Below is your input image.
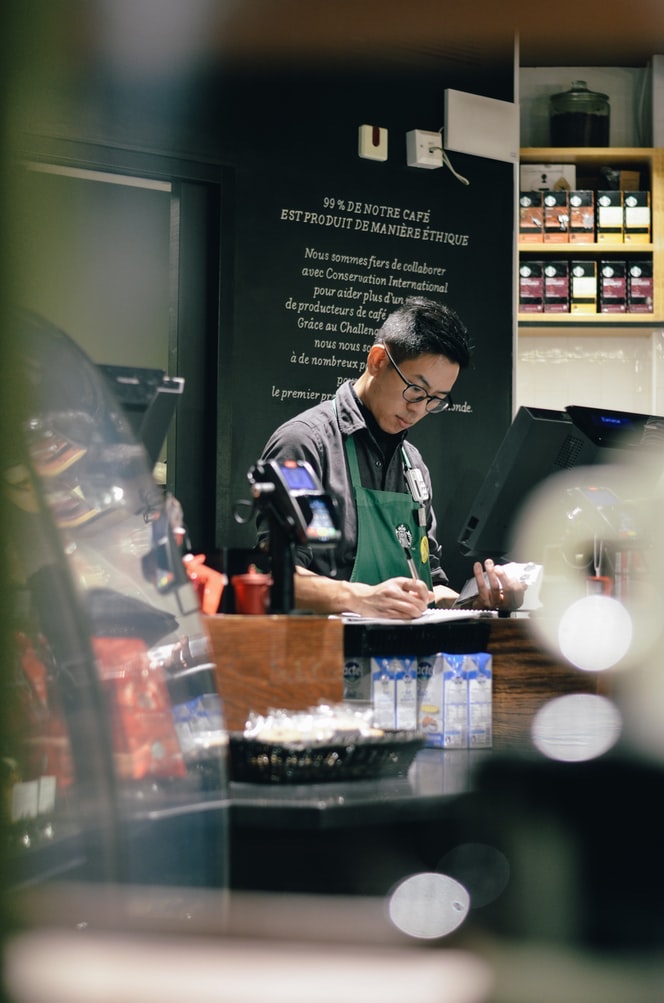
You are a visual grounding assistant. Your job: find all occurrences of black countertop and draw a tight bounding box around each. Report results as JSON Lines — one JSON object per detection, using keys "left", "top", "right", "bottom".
{"left": 229, "top": 746, "right": 492, "bottom": 829}
{"left": 343, "top": 615, "right": 493, "bottom": 656}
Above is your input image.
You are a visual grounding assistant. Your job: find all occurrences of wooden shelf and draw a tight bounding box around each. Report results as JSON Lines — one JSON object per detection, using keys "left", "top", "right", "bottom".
{"left": 518, "top": 315, "right": 663, "bottom": 331}
{"left": 518, "top": 147, "right": 664, "bottom": 328}
{"left": 520, "top": 147, "right": 655, "bottom": 165}
{"left": 519, "top": 243, "right": 654, "bottom": 254}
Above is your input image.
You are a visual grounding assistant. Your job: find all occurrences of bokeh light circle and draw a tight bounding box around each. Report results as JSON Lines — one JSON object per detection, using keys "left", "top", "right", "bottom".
{"left": 532, "top": 693, "right": 622, "bottom": 762}
{"left": 388, "top": 872, "right": 470, "bottom": 939}
{"left": 557, "top": 594, "right": 633, "bottom": 671}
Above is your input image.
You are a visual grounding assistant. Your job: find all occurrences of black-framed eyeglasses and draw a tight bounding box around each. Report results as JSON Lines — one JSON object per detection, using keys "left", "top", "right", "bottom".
{"left": 383, "top": 344, "right": 453, "bottom": 413}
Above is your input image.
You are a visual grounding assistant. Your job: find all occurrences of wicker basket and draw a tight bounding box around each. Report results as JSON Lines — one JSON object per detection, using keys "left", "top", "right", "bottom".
{"left": 228, "top": 730, "right": 426, "bottom": 784}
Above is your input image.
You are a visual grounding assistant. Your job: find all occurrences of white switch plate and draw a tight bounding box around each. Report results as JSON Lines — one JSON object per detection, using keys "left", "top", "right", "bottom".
{"left": 406, "top": 130, "right": 443, "bottom": 169}
{"left": 358, "top": 124, "right": 388, "bottom": 161}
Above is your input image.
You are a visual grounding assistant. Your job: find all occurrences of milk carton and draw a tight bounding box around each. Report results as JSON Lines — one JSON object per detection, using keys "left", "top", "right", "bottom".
{"left": 370, "top": 656, "right": 397, "bottom": 729}
{"left": 343, "top": 655, "right": 371, "bottom": 704}
{"left": 417, "top": 654, "right": 445, "bottom": 747}
{"left": 394, "top": 655, "right": 418, "bottom": 731}
{"left": 466, "top": 652, "right": 493, "bottom": 749}
{"left": 443, "top": 654, "right": 469, "bottom": 748}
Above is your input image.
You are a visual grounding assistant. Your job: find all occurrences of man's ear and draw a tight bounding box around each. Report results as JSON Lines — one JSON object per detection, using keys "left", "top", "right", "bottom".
{"left": 367, "top": 343, "right": 389, "bottom": 374}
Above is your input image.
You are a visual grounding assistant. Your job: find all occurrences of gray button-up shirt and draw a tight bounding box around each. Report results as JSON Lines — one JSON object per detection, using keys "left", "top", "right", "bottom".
{"left": 258, "top": 379, "right": 449, "bottom": 585}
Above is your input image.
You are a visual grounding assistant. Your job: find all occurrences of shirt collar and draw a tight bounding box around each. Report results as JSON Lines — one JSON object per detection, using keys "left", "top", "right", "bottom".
{"left": 335, "top": 379, "right": 407, "bottom": 448}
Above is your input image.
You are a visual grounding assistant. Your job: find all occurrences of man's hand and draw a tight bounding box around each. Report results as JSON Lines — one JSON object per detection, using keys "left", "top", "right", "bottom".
{"left": 351, "top": 577, "right": 431, "bottom": 619}
{"left": 293, "top": 567, "right": 430, "bottom": 619}
{"left": 472, "top": 558, "right": 524, "bottom": 611}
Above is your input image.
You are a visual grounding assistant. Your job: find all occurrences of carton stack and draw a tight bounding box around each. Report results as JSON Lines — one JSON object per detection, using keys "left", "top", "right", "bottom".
{"left": 345, "top": 650, "right": 492, "bottom": 749}
{"left": 518, "top": 161, "right": 653, "bottom": 316}
{"left": 416, "top": 652, "right": 492, "bottom": 749}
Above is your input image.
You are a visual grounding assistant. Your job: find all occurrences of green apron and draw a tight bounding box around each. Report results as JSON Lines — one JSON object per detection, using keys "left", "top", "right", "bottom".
{"left": 344, "top": 433, "right": 433, "bottom": 589}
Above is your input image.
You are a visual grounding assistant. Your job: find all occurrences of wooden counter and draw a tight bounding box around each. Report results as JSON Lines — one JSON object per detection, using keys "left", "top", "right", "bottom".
{"left": 206, "top": 612, "right": 601, "bottom": 747}
{"left": 486, "top": 616, "right": 603, "bottom": 750}
{"left": 205, "top": 614, "right": 344, "bottom": 730}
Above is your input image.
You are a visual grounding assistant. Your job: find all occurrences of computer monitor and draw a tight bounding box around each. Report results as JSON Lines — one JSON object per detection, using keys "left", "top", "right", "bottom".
{"left": 566, "top": 404, "right": 664, "bottom": 453}
{"left": 457, "top": 404, "right": 664, "bottom": 562}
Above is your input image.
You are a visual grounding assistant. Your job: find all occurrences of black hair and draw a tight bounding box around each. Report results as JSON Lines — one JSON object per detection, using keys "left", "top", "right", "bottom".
{"left": 375, "top": 297, "right": 471, "bottom": 369}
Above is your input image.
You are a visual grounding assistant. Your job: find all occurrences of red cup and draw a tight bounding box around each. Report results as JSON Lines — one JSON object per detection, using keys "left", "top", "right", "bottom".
{"left": 231, "top": 568, "right": 272, "bottom": 615}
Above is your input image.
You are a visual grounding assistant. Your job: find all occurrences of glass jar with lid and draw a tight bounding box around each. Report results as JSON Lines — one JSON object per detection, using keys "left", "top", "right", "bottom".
{"left": 549, "top": 80, "right": 610, "bottom": 147}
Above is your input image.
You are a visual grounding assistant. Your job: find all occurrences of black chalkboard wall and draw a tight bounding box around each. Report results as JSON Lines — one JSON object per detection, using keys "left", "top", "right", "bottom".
{"left": 12, "top": 35, "right": 516, "bottom": 591}
{"left": 215, "top": 61, "right": 515, "bottom": 591}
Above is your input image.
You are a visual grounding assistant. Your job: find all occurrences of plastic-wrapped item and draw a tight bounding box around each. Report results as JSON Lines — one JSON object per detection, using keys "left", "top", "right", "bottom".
{"left": 229, "top": 703, "right": 425, "bottom": 783}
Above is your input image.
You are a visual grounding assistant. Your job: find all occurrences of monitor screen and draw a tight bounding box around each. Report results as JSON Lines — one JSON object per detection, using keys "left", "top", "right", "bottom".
{"left": 566, "top": 404, "right": 664, "bottom": 452}
{"left": 279, "top": 460, "right": 319, "bottom": 492}
{"left": 456, "top": 404, "right": 664, "bottom": 562}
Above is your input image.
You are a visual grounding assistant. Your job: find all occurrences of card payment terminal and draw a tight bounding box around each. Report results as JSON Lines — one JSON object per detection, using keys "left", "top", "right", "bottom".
{"left": 247, "top": 458, "right": 341, "bottom": 612}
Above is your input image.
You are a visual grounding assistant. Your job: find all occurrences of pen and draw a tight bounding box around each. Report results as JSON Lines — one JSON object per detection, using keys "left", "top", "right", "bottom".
{"left": 396, "top": 525, "right": 420, "bottom": 582}
{"left": 404, "top": 548, "right": 419, "bottom": 581}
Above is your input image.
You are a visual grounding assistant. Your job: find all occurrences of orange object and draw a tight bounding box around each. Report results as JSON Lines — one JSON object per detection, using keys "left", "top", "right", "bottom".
{"left": 15, "top": 632, "right": 75, "bottom": 790}
{"left": 231, "top": 566, "right": 272, "bottom": 615}
{"left": 183, "top": 553, "right": 226, "bottom": 615}
{"left": 91, "top": 636, "right": 186, "bottom": 781}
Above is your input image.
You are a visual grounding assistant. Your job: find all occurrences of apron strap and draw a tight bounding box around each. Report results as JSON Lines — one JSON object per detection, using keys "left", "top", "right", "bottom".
{"left": 333, "top": 399, "right": 363, "bottom": 489}
{"left": 344, "top": 429, "right": 363, "bottom": 487}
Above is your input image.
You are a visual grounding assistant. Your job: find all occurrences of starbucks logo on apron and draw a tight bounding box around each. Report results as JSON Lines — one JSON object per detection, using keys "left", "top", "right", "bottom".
{"left": 395, "top": 523, "right": 413, "bottom": 549}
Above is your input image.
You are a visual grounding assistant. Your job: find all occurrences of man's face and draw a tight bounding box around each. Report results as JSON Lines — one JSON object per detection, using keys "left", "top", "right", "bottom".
{"left": 364, "top": 345, "right": 460, "bottom": 435}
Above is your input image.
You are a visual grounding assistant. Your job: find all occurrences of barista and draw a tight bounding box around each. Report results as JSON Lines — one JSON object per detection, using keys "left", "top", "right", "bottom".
{"left": 258, "top": 297, "right": 522, "bottom": 619}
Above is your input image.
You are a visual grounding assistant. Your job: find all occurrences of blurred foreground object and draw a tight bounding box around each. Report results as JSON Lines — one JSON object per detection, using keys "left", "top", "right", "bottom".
{"left": 2, "top": 311, "right": 230, "bottom": 890}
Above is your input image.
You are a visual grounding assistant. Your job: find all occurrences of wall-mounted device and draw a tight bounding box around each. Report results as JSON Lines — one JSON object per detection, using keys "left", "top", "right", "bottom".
{"left": 406, "top": 129, "right": 443, "bottom": 169}
{"left": 358, "top": 124, "right": 388, "bottom": 161}
{"left": 443, "top": 89, "right": 519, "bottom": 164}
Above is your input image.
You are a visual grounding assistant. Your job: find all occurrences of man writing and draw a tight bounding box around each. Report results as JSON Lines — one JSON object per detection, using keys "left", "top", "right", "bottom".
{"left": 259, "top": 297, "right": 521, "bottom": 618}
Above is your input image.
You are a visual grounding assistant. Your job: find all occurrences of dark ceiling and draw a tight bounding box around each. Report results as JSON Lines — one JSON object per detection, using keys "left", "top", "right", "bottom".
{"left": 213, "top": 0, "right": 664, "bottom": 69}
